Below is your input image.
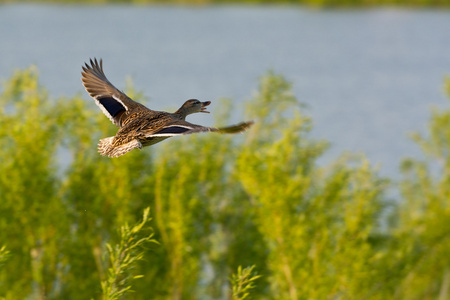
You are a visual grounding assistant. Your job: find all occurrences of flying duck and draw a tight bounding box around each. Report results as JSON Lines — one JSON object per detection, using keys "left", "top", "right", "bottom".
{"left": 81, "top": 58, "right": 253, "bottom": 157}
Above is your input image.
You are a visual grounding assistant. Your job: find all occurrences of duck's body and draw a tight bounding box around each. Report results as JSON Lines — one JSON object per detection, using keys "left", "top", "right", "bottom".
{"left": 81, "top": 58, "right": 253, "bottom": 157}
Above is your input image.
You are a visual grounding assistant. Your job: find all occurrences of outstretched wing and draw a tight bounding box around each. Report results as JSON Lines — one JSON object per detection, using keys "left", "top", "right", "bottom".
{"left": 144, "top": 120, "right": 254, "bottom": 138}
{"left": 81, "top": 58, "right": 147, "bottom": 127}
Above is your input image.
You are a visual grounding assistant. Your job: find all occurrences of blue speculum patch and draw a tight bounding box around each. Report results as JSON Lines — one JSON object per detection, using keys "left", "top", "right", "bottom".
{"left": 157, "top": 126, "right": 190, "bottom": 134}
{"left": 99, "top": 97, "right": 125, "bottom": 117}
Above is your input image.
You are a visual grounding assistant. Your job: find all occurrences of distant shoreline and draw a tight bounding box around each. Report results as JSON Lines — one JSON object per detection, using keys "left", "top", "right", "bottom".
{"left": 1, "top": 0, "right": 450, "bottom": 8}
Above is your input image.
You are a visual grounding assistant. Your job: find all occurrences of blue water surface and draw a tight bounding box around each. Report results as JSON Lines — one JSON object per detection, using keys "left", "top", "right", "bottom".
{"left": 1, "top": 4, "right": 450, "bottom": 177}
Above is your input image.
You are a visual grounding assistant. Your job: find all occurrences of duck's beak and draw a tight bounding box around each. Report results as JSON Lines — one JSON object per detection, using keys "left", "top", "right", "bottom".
{"left": 201, "top": 101, "right": 211, "bottom": 113}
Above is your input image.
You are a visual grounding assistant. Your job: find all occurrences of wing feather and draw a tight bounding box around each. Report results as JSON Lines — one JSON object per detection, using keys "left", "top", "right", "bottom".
{"left": 143, "top": 122, "right": 209, "bottom": 138}
{"left": 143, "top": 121, "right": 253, "bottom": 138}
{"left": 81, "top": 58, "right": 147, "bottom": 126}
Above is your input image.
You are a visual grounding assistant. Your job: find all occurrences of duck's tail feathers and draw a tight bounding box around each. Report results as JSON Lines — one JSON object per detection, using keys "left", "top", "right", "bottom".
{"left": 98, "top": 137, "right": 142, "bottom": 158}
{"left": 97, "top": 137, "right": 114, "bottom": 156}
{"left": 216, "top": 121, "right": 254, "bottom": 134}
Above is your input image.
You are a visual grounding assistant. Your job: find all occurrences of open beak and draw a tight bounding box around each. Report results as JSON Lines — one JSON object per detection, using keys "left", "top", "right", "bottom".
{"left": 200, "top": 101, "right": 211, "bottom": 113}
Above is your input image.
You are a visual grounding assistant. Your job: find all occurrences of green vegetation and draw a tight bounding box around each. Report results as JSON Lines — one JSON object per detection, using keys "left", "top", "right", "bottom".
{"left": 101, "top": 207, "right": 156, "bottom": 300}
{"left": 230, "top": 266, "right": 261, "bottom": 300}
{"left": 0, "top": 66, "right": 450, "bottom": 299}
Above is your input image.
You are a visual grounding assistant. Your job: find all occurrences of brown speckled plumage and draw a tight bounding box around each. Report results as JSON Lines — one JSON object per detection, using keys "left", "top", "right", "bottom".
{"left": 81, "top": 58, "right": 253, "bottom": 157}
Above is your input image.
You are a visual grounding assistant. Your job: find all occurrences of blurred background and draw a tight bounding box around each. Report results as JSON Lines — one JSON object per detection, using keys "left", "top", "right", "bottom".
{"left": 1, "top": 2, "right": 450, "bottom": 176}
{"left": 2, "top": 1, "right": 450, "bottom": 299}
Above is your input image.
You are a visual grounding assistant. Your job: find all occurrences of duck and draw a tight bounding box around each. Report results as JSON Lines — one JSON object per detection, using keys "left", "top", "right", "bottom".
{"left": 81, "top": 58, "right": 253, "bottom": 157}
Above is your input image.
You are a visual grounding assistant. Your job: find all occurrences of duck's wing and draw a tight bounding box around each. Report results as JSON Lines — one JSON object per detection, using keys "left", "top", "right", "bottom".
{"left": 81, "top": 58, "right": 147, "bottom": 127}
{"left": 143, "top": 120, "right": 254, "bottom": 138}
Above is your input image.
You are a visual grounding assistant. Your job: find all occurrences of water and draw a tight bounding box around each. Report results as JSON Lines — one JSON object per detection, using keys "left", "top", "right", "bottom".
{"left": 1, "top": 4, "right": 450, "bottom": 177}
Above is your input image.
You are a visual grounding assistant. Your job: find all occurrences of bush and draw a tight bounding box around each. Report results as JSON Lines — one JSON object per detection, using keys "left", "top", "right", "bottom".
{"left": 0, "top": 66, "right": 449, "bottom": 299}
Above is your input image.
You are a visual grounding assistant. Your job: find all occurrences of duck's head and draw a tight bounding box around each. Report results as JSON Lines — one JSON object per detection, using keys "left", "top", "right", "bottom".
{"left": 176, "top": 99, "right": 211, "bottom": 117}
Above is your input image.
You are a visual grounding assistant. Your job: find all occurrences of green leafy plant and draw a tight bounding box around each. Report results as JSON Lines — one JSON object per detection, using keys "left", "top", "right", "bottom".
{"left": 1, "top": 66, "right": 450, "bottom": 299}
{"left": 0, "top": 247, "right": 9, "bottom": 267}
{"left": 230, "top": 265, "right": 261, "bottom": 300}
{"left": 101, "top": 207, "right": 157, "bottom": 300}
